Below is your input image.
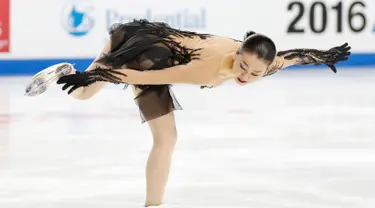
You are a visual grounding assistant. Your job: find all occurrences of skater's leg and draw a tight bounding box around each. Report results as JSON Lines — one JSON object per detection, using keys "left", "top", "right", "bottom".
{"left": 145, "top": 113, "right": 177, "bottom": 207}
{"left": 132, "top": 87, "right": 178, "bottom": 207}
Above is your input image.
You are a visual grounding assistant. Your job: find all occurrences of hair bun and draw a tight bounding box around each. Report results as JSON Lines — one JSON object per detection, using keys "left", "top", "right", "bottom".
{"left": 244, "top": 31, "right": 257, "bottom": 40}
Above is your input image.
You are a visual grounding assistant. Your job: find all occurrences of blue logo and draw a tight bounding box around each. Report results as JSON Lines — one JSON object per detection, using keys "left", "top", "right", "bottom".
{"left": 61, "top": 0, "right": 94, "bottom": 37}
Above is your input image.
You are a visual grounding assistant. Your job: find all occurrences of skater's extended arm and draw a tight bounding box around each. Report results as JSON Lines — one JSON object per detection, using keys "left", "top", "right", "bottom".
{"left": 112, "top": 62, "right": 210, "bottom": 85}
{"left": 264, "top": 43, "right": 351, "bottom": 76}
{"left": 56, "top": 59, "right": 211, "bottom": 94}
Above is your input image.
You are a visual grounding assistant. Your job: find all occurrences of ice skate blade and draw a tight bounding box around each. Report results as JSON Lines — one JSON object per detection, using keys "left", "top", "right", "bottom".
{"left": 24, "top": 63, "right": 73, "bottom": 97}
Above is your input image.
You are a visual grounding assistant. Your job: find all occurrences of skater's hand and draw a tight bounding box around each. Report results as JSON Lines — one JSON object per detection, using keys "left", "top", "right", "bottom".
{"left": 56, "top": 71, "right": 95, "bottom": 94}
{"left": 324, "top": 43, "right": 351, "bottom": 73}
{"left": 56, "top": 67, "right": 126, "bottom": 94}
{"left": 277, "top": 43, "right": 351, "bottom": 73}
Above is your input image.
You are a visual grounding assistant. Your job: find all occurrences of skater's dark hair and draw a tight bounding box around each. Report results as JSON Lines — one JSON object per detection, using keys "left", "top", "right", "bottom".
{"left": 239, "top": 31, "right": 277, "bottom": 65}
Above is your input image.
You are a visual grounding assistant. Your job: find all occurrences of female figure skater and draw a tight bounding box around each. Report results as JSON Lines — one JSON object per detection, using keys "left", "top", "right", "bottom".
{"left": 26, "top": 19, "right": 351, "bottom": 208}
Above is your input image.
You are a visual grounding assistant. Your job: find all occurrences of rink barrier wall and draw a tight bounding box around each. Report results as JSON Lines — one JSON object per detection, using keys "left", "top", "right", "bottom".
{"left": 2, "top": 0, "right": 375, "bottom": 75}
{"left": 3, "top": 0, "right": 375, "bottom": 58}
{"left": 0, "top": 53, "right": 374, "bottom": 76}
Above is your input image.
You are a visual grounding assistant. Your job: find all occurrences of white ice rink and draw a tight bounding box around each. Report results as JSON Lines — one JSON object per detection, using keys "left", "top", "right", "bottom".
{"left": 0, "top": 68, "right": 375, "bottom": 208}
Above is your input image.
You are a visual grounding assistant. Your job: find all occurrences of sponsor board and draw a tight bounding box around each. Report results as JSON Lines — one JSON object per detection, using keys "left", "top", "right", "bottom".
{"left": 0, "top": 0, "right": 10, "bottom": 53}
{"left": 0, "top": 0, "right": 374, "bottom": 74}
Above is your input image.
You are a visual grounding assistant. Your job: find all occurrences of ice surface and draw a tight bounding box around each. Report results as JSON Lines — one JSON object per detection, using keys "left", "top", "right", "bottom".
{"left": 0, "top": 68, "right": 374, "bottom": 208}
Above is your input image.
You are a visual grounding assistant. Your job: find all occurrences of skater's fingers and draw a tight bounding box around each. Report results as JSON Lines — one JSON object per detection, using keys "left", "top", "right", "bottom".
{"left": 338, "top": 53, "right": 350, "bottom": 60}
{"left": 67, "top": 85, "right": 81, "bottom": 94}
{"left": 341, "top": 57, "right": 349, "bottom": 61}
{"left": 56, "top": 79, "right": 65, "bottom": 84}
{"left": 339, "top": 43, "right": 348, "bottom": 48}
{"left": 327, "top": 64, "right": 337, "bottom": 73}
{"left": 62, "top": 83, "right": 73, "bottom": 91}
{"left": 57, "top": 76, "right": 73, "bottom": 84}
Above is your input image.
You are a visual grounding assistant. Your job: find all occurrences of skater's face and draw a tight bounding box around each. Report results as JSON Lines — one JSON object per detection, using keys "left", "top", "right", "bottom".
{"left": 232, "top": 51, "right": 270, "bottom": 86}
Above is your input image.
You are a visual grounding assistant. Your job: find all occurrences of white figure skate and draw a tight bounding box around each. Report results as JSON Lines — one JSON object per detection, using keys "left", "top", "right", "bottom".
{"left": 24, "top": 63, "right": 74, "bottom": 96}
